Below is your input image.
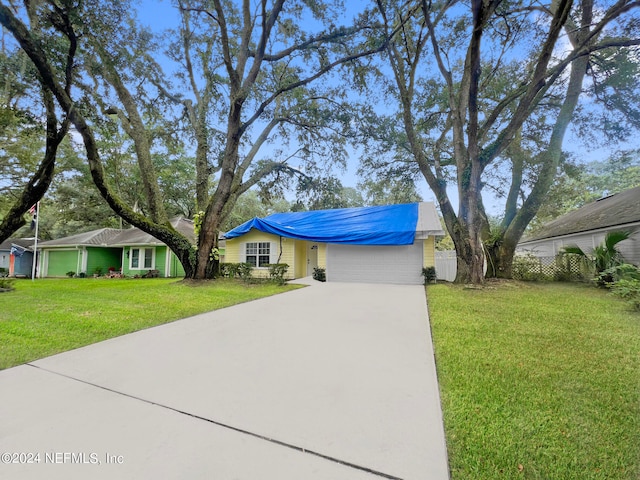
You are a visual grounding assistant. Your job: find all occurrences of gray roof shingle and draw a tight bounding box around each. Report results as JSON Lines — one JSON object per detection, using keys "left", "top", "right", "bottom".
{"left": 110, "top": 217, "right": 195, "bottom": 245}
{"left": 0, "top": 238, "right": 35, "bottom": 251}
{"left": 38, "top": 228, "right": 122, "bottom": 247}
{"left": 521, "top": 186, "right": 640, "bottom": 243}
{"left": 38, "top": 217, "right": 196, "bottom": 248}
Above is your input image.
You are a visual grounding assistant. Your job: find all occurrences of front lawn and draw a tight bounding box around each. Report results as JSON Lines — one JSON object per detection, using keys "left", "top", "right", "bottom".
{"left": 428, "top": 282, "right": 640, "bottom": 480}
{"left": 0, "top": 278, "right": 301, "bottom": 370}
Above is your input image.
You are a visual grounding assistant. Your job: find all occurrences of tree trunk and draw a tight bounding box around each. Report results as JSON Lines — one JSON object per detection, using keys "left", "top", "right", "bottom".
{"left": 194, "top": 184, "right": 230, "bottom": 279}
{"left": 195, "top": 124, "right": 210, "bottom": 212}
{"left": 192, "top": 104, "right": 242, "bottom": 279}
{"left": 487, "top": 44, "right": 591, "bottom": 278}
{"left": 485, "top": 236, "right": 517, "bottom": 279}
{"left": 441, "top": 202, "right": 486, "bottom": 284}
{"left": 454, "top": 234, "right": 486, "bottom": 283}
{"left": 452, "top": 198, "right": 487, "bottom": 283}
{"left": 193, "top": 200, "right": 222, "bottom": 279}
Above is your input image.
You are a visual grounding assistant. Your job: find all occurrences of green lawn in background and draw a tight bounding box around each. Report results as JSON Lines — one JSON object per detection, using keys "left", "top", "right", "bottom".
{"left": 427, "top": 282, "right": 640, "bottom": 480}
{"left": 0, "top": 278, "right": 301, "bottom": 369}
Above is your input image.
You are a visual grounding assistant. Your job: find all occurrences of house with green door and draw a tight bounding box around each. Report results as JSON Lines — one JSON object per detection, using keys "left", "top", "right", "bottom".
{"left": 37, "top": 217, "right": 195, "bottom": 278}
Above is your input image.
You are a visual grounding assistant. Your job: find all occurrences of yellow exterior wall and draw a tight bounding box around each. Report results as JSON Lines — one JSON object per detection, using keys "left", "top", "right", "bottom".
{"left": 277, "top": 237, "right": 296, "bottom": 279}
{"left": 294, "top": 240, "right": 307, "bottom": 278}
{"left": 423, "top": 236, "right": 435, "bottom": 267}
{"left": 227, "top": 232, "right": 431, "bottom": 278}
{"left": 224, "top": 232, "right": 330, "bottom": 279}
{"left": 223, "top": 238, "right": 242, "bottom": 263}
{"left": 318, "top": 243, "right": 327, "bottom": 268}
{"left": 224, "top": 231, "right": 297, "bottom": 279}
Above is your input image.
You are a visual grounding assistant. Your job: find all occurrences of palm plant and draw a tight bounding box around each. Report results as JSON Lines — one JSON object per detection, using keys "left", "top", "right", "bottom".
{"left": 562, "top": 231, "right": 632, "bottom": 285}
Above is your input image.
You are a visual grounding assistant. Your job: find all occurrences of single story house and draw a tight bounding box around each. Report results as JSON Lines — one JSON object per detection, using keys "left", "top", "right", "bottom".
{"left": 38, "top": 217, "right": 195, "bottom": 278}
{"left": 517, "top": 186, "right": 640, "bottom": 265}
{"left": 0, "top": 238, "right": 35, "bottom": 277}
{"left": 223, "top": 202, "right": 444, "bottom": 285}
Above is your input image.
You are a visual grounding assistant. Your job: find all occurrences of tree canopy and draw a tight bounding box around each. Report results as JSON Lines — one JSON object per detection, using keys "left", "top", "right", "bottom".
{"left": 0, "top": 0, "right": 388, "bottom": 278}
{"left": 357, "top": 0, "right": 640, "bottom": 282}
{"left": 1, "top": 0, "right": 638, "bottom": 284}
{"left": 531, "top": 149, "right": 640, "bottom": 231}
{"left": 0, "top": 24, "right": 70, "bottom": 241}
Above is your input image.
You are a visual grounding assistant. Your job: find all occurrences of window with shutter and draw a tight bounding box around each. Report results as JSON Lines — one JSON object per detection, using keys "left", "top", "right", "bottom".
{"left": 244, "top": 242, "right": 270, "bottom": 267}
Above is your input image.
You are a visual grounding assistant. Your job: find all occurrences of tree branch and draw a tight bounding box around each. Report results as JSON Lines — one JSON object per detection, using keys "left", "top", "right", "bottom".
{"left": 209, "top": 0, "right": 240, "bottom": 89}
{"left": 178, "top": 0, "right": 202, "bottom": 105}
{"left": 0, "top": 4, "right": 190, "bottom": 251}
{"left": 479, "top": 0, "right": 574, "bottom": 168}
{"left": 240, "top": 40, "right": 389, "bottom": 135}
{"left": 241, "top": 0, "right": 286, "bottom": 90}
{"left": 90, "top": 40, "right": 168, "bottom": 223}
{"left": 0, "top": 88, "right": 68, "bottom": 243}
{"left": 253, "top": 24, "right": 376, "bottom": 62}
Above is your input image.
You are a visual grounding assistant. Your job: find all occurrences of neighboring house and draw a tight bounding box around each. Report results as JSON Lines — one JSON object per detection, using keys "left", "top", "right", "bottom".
{"left": 0, "top": 240, "right": 12, "bottom": 272}
{"left": 0, "top": 238, "right": 35, "bottom": 277}
{"left": 38, "top": 217, "right": 195, "bottom": 278}
{"left": 223, "top": 203, "right": 444, "bottom": 285}
{"left": 111, "top": 218, "right": 195, "bottom": 278}
{"left": 517, "top": 186, "right": 640, "bottom": 265}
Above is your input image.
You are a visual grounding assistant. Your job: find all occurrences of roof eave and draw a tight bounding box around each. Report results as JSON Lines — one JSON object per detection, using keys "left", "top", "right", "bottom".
{"left": 415, "top": 229, "right": 446, "bottom": 239}
{"left": 519, "top": 220, "right": 640, "bottom": 244}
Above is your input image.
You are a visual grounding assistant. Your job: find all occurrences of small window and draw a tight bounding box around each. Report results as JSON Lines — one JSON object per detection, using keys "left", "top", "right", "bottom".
{"left": 130, "top": 248, "right": 155, "bottom": 270}
{"left": 143, "top": 249, "right": 153, "bottom": 268}
{"left": 245, "top": 242, "right": 270, "bottom": 267}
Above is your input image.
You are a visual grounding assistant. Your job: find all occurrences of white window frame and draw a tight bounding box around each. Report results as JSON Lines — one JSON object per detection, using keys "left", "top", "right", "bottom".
{"left": 245, "top": 242, "right": 271, "bottom": 268}
{"left": 129, "top": 247, "right": 155, "bottom": 270}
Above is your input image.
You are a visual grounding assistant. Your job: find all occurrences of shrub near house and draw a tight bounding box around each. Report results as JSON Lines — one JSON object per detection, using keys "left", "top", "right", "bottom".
{"left": 562, "top": 231, "right": 632, "bottom": 285}
{"left": 515, "top": 231, "right": 640, "bottom": 311}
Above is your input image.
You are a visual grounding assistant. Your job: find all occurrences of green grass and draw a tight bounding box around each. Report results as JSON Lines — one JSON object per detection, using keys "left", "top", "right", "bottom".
{"left": 427, "top": 282, "right": 640, "bottom": 480}
{"left": 0, "top": 278, "right": 302, "bottom": 370}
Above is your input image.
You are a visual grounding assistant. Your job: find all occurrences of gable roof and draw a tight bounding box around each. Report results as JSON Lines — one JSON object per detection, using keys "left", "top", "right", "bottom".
{"left": 522, "top": 186, "right": 640, "bottom": 243}
{"left": 223, "top": 202, "right": 444, "bottom": 245}
{"left": 38, "top": 217, "right": 196, "bottom": 248}
{"left": 38, "top": 228, "right": 121, "bottom": 247}
{"left": 110, "top": 217, "right": 196, "bottom": 246}
{"left": 415, "top": 202, "right": 445, "bottom": 238}
{"left": 0, "top": 238, "right": 35, "bottom": 251}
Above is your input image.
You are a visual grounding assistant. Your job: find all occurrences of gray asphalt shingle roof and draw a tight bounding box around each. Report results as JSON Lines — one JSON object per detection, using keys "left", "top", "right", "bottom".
{"left": 38, "top": 217, "right": 195, "bottom": 248}
{"left": 110, "top": 217, "right": 196, "bottom": 245}
{"left": 521, "top": 186, "right": 640, "bottom": 243}
{"left": 38, "top": 228, "right": 122, "bottom": 247}
{"left": 0, "top": 238, "right": 35, "bottom": 251}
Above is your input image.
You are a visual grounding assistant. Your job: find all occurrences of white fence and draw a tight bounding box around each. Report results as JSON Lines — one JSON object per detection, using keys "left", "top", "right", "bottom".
{"left": 435, "top": 250, "right": 457, "bottom": 282}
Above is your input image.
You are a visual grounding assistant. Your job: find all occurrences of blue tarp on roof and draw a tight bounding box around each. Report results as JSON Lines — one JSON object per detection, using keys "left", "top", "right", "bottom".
{"left": 224, "top": 203, "right": 419, "bottom": 245}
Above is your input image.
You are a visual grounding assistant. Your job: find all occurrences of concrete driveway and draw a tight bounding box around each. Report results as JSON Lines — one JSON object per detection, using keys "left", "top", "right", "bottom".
{"left": 0, "top": 280, "right": 449, "bottom": 480}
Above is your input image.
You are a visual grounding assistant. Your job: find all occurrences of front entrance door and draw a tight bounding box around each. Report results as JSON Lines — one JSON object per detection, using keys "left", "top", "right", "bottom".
{"left": 306, "top": 243, "right": 318, "bottom": 276}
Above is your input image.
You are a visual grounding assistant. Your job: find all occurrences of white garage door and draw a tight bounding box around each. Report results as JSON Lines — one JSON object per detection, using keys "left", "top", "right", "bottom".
{"left": 326, "top": 242, "right": 424, "bottom": 285}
